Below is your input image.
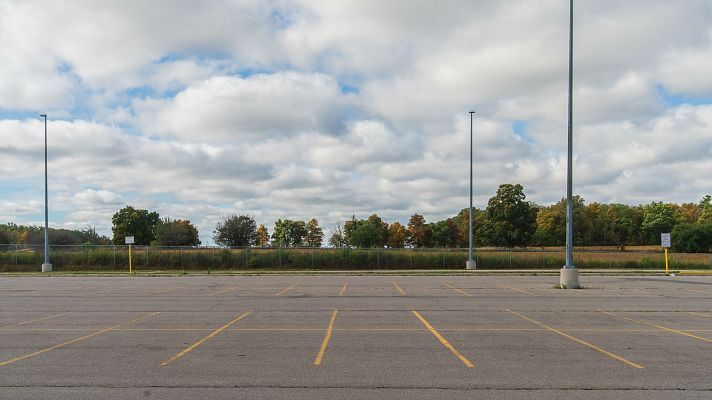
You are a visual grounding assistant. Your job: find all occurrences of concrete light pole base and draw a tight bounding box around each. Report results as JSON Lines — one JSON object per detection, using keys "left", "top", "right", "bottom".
{"left": 466, "top": 260, "right": 477, "bottom": 270}
{"left": 559, "top": 267, "right": 579, "bottom": 289}
{"left": 41, "top": 263, "right": 52, "bottom": 272}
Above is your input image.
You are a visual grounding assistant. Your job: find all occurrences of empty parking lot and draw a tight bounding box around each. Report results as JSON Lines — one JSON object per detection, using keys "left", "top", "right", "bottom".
{"left": 0, "top": 274, "right": 710, "bottom": 399}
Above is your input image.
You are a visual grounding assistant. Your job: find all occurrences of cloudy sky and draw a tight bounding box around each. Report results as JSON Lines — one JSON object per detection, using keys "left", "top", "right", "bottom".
{"left": 1, "top": 0, "right": 711, "bottom": 244}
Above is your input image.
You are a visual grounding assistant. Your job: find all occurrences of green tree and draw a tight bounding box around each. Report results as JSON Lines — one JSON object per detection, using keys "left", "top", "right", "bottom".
{"left": 454, "top": 207, "right": 485, "bottom": 247}
{"left": 155, "top": 218, "right": 200, "bottom": 246}
{"left": 479, "top": 184, "right": 537, "bottom": 247}
{"left": 430, "top": 218, "right": 461, "bottom": 248}
{"left": 641, "top": 202, "right": 676, "bottom": 243}
{"left": 256, "top": 224, "right": 270, "bottom": 247}
{"left": 343, "top": 215, "right": 361, "bottom": 247}
{"left": 341, "top": 214, "right": 389, "bottom": 248}
{"left": 699, "top": 209, "right": 712, "bottom": 225}
{"left": 367, "top": 214, "right": 389, "bottom": 247}
{"left": 49, "top": 229, "right": 83, "bottom": 245}
{"left": 290, "top": 220, "right": 307, "bottom": 247}
{"left": 111, "top": 205, "right": 160, "bottom": 245}
{"left": 407, "top": 214, "right": 431, "bottom": 248}
{"left": 387, "top": 222, "right": 407, "bottom": 248}
{"left": 213, "top": 214, "right": 257, "bottom": 247}
{"left": 585, "top": 203, "right": 639, "bottom": 246}
{"left": 306, "top": 218, "right": 324, "bottom": 247}
{"left": 698, "top": 195, "right": 712, "bottom": 225}
{"left": 672, "top": 223, "right": 712, "bottom": 253}
{"left": 531, "top": 196, "right": 589, "bottom": 246}
{"left": 271, "top": 219, "right": 307, "bottom": 247}
{"left": 271, "top": 219, "right": 289, "bottom": 246}
{"left": 607, "top": 204, "right": 641, "bottom": 246}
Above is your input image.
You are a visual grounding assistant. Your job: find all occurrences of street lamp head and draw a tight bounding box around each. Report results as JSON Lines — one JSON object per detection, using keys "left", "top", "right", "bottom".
{"left": 39, "top": 113, "right": 47, "bottom": 118}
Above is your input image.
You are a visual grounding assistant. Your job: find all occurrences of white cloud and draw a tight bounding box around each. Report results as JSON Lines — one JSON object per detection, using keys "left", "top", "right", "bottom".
{"left": 134, "top": 71, "right": 349, "bottom": 142}
{"left": 0, "top": 200, "right": 43, "bottom": 215}
{"left": 659, "top": 37, "right": 712, "bottom": 96}
{"left": 2, "top": 0, "right": 712, "bottom": 244}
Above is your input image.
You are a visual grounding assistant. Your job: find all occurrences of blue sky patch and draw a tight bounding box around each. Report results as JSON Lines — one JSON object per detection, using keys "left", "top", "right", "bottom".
{"left": 340, "top": 84, "right": 359, "bottom": 94}
{"left": 655, "top": 84, "right": 712, "bottom": 106}
{"left": 512, "top": 121, "right": 534, "bottom": 144}
{"left": 0, "top": 110, "right": 46, "bottom": 120}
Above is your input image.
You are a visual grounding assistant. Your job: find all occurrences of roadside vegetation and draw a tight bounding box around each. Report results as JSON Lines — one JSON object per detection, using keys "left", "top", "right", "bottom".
{"left": 1, "top": 184, "right": 711, "bottom": 272}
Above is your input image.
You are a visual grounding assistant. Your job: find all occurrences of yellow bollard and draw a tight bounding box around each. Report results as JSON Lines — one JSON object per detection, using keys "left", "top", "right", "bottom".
{"left": 664, "top": 248, "right": 669, "bottom": 275}
{"left": 129, "top": 244, "right": 133, "bottom": 274}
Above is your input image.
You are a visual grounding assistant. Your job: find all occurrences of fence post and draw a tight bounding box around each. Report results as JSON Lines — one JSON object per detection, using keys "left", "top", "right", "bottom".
{"left": 509, "top": 250, "right": 512, "bottom": 269}
{"left": 377, "top": 248, "right": 380, "bottom": 269}
{"left": 113, "top": 245, "right": 116, "bottom": 268}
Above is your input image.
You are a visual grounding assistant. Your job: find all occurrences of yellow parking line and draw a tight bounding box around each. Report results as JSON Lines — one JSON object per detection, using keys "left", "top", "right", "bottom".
{"left": 601, "top": 311, "right": 712, "bottom": 343}
{"left": 689, "top": 311, "right": 712, "bottom": 319}
{"left": 276, "top": 283, "right": 298, "bottom": 296}
{"left": 0, "top": 312, "right": 74, "bottom": 328}
{"left": 393, "top": 283, "right": 406, "bottom": 295}
{"left": 412, "top": 311, "right": 473, "bottom": 367}
{"left": 160, "top": 311, "right": 252, "bottom": 366}
{"left": 207, "top": 285, "right": 242, "bottom": 296}
{"left": 507, "top": 310, "right": 644, "bottom": 369}
{"left": 314, "top": 310, "right": 338, "bottom": 365}
{"left": 339, "top": 283, "right": 347, "bottom": 296}
{"left": 0, "top": 312, "right": 160, "bottom": 367}
{"left": 496, "top": 284, "right": 532, "bottom": 295}
{"left": 442, "top": 283, "right": 471, "bottom": 297}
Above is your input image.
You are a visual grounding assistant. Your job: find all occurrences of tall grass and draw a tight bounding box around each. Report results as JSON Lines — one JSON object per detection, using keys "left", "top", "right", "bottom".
{"left": 0, "top": 244, "right": 710, "bottom": 272}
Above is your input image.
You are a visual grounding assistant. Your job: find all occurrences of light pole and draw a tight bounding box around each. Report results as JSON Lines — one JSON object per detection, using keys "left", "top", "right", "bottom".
{"left": 560, "top": 0, "right": 579, "bottom": 288}
{"left": 466, "top": 111, "right": 476, "bottom": 270}
{"left": 40, "top": 113, "right": 52, "bottom": 272}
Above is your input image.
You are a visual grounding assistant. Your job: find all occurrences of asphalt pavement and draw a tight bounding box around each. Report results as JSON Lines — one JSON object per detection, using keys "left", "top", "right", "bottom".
{"left": 0, "top": 274, "right": 710, "bottom": 399}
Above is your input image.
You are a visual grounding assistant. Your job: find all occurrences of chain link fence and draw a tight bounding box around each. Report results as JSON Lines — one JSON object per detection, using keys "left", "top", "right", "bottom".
{"left": 0, "top": 244, "right": 711, "bottom": 272}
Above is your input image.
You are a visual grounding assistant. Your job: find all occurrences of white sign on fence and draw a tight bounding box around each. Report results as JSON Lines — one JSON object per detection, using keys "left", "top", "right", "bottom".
{"left": 125, "top": 236, "right": 135, "bottom": 244}
{"left": 661, "top": 233, "right": 671, "bottom": 248}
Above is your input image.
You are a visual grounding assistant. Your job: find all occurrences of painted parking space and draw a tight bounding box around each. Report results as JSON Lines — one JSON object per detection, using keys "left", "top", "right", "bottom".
{"left": 0, "top": 275, "right": 710, "bottom": 397}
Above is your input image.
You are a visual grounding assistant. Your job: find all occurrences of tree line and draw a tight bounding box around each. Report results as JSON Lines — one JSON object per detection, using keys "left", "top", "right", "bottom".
{"left": 0, "top": 223, "right": 110, "bottom": 246}
{"left": 1, "top": 184, "right": 711, "bottom": 252}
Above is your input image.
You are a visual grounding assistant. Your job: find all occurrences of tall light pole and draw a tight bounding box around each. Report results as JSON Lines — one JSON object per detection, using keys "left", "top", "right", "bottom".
{"left": 466, "top": 111, "right": 476, "bottom": 270}
{"left": 560, "top": 0, "right": 579, "bottom": 288}
{"left": 40, "top": 114, "right": 52, "bottom": 273}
